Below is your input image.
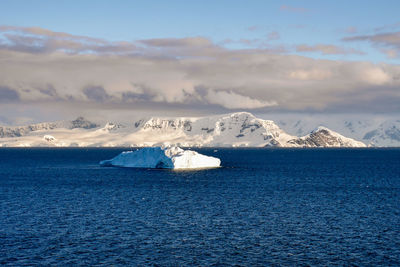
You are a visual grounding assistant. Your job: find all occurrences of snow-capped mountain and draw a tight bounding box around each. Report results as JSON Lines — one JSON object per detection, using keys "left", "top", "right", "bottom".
{"left": 287, "top": 126, "right": 365, "bottom": 147}
{"left": 0, "top": 117, "right": 99, "bottom": 138}
{"left": 273, "top": 115, "right": 400, "bottom": 147}
{"left": 0, "top": 112, "right": 368, "bottom": 147}
{"left": 361, "top": 120, "right": 400, "bottom": 147}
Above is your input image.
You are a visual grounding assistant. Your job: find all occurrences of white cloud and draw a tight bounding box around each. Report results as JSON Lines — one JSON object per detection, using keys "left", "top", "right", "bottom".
{"left": 280, "top": 5, "right": 309, "bottom": 13}
{"left": 296, "top": 44, "right": 364, "bottom": 55}
{"left": 267, "top": 31, "right": 280, "bottom": 41}
{"left": 383, "top": 49, "right": 398, "bottom": 59}
{"left": 362, "top": 68, "right": 390, "bottom": 85}
{"left": 204, "top": 90, "right": 277, "bottom": 109}
{"left": 289, "top": 69, "right": 332, "bottom": 80}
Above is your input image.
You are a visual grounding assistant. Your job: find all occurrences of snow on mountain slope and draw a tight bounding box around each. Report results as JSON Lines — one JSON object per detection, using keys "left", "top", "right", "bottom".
{"left": 273, "top": 115, "right": 400, "bottom": 147}
{"left": 0, "top": 117, "right": 99, "bottom": 138}
{"left": 362, "top": 119, "right": 400, "bottom": 147}
{"left": 0, "top": 112, "right": 367, "bottom": 147}
{"left": 127, "top": 112, "right": 296, "bottom": 147}
{"left": 287, "top": 127, "right": 366, "bottom": 148}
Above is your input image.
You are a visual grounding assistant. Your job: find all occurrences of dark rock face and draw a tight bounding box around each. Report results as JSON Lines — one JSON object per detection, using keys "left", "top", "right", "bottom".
{"left": 0, "top": 127, "right": 23, "bottom": 137}
{"left": 70, "top": 117, "right": 99, "bottom": 129}
{"left": 288, "top": 129, "right": 345, "bottom": 147}
{"left": 183, "top": 121, "right": 192, "bottom": 132}
{"left": 143, "top": 119, "right": 193, "bottom": 131}
{"left": 201, "top": 127, "right": 214, "bottom": 133}
{"left": 264, "top": 139, "right": 281, "bottom": 147}
{"left": 104, "top": 123, "right": 125, "bottom": 131}
{"left": 240, "top": 121, "right": 262, "bottom": 134}
{"left": 134, "top": 120, "right": 144, "bottom": 128}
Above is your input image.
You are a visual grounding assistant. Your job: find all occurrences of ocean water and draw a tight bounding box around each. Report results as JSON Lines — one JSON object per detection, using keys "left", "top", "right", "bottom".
{"left": 0, "top": 148, "right": 399, "bottom": 266}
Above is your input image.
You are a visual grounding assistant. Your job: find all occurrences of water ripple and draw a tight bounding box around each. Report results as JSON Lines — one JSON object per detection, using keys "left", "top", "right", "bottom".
{"left": 0, "top": 148, "right": 399, "bottom": 265}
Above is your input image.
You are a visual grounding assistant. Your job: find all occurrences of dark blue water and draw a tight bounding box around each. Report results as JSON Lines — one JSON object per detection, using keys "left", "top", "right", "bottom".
{"left": 0, "top": 148, "right": 399, "bottom": 266}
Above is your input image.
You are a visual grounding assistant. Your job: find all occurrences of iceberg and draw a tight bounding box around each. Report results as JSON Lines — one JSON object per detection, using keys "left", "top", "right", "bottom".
{"left": 99, "top": 146, "right": 221, "bottom": 169}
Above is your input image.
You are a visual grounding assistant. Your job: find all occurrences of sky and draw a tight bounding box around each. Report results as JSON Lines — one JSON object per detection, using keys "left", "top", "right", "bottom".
{"left": 0, "top": 0, "right": 399, "bottom": 124}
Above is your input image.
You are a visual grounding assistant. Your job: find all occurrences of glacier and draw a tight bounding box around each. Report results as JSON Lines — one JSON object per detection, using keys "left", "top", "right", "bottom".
{"left": 100, "top": 147, "right": 221, "bottom": 169}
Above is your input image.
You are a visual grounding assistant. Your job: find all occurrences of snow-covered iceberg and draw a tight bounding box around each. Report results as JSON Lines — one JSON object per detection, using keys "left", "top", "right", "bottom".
{"left": 100, "top": 146, "right": 221, "bottom": 169}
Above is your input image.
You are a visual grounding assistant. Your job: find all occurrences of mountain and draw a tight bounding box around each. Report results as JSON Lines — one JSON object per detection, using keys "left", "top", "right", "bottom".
{"left": 287, "top": 126, "right": 365, "bottom": 147}
{"left": 0, "top": 117, "right": 99, "bottom": 138}
{"left": 0, "top": 112, "right": 367, "bottom": 147}
{"left": 274, "top": 116, "right": 400, "bottom": 147}
{"left": 361, "top": 120, "right": 400, "bottom": 147}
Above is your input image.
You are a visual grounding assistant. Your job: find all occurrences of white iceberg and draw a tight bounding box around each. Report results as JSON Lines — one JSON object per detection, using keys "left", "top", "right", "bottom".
{"left": 100, "top": 146, "right": 221, "bottom": 169}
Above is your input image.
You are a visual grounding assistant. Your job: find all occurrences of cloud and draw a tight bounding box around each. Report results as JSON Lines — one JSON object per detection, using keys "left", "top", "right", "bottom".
{"left": 83, "top": 86, "right": 111, "bottom": 102}
{"left": 289, "top": 69, "right": 332, "bottom": 80}
{"left": 222, "top": 38, "right": 286, "bottom": 52}
{"left": 344, "top": 26, "right": 358, "bottom": 34}
{"left": 0, "top": 26, "right": 399, "bottom": 114}
{"left": 247, "top": 26, "right": 259, "bottom": 32}
{"left": 343, "top": 31, "right": 400, "bottom": 48}
{"left": 374, "top": 22, "right": 400, "bottom": 32}
{"left": 342, "top": 31, "right": 400, "bottom": 58}
{"left": 38, "top": 84, "right": 58, "bottom": 98}
{"left": 138, "top": 37, "right": 213, "bottom": 48}
{"left": 280, "top": 5, "right": 309, "bottom": 13}
{"left": 296, "top": 44, "right": 364, "bottom": 55}
{"left": 267, "top": 31, "right": 280, "bottom": 41}
{"left": 362, "top": 68, "right": 391, "bottom": 85}
{"left": 383, "top": 49, "right": 398, "bottom": 59}
{"left": 0, "top": 86, "right": 20, "bottom": 102}
{"left": 203, "top": 89, "right": 277, "bottom": 109}
{"left": 0, "top": 25, "right": 137, "bottom": 55}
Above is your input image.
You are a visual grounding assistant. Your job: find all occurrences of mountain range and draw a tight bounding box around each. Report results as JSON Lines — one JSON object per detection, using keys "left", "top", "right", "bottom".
{"left": 0, "top": 112, "right": 377, "bottom": 147}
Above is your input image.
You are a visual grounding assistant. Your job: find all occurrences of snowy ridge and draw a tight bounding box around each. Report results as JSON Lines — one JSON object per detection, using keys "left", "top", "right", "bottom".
{"left": 0, "top": 117, "right": 99, "bottom": 138}
{"left": 274, "top": 116, "right": 400, "bottom": 147}
{"left": 0, "top": 112, "right": 367, "bottom": 147}
{"left": 361, "top": 120, "right": 400, "bottom": 147}
{"left": 287, "top": 126, "right": 366, "bottom": 148}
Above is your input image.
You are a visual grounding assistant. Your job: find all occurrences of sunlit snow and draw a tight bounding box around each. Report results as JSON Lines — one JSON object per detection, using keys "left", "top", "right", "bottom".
{"left": 100, "top": 146, "right": 221, "bottom": 169}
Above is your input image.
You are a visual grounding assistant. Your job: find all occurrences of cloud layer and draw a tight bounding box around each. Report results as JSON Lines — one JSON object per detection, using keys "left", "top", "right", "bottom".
{"left": 0, "top": 26, "right": 399, "bottom": 116}
{"left": 343, "top": 31, "right": 400, "bottom": 58}
{"left": 296, "top": 44, "right": 364, "bottom": 55}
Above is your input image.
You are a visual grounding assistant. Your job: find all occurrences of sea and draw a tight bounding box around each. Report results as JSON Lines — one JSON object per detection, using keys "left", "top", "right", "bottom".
{"left": 0, "top": 148, "right": 399, "bottom": 266}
